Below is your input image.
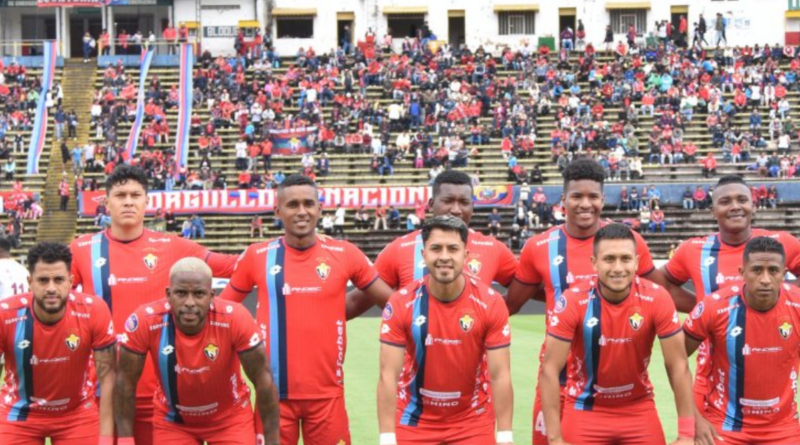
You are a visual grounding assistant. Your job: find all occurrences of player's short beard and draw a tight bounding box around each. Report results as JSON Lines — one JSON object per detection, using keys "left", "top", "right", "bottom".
{"left": 35, "top": 294, "right": 67, "bottom": 314}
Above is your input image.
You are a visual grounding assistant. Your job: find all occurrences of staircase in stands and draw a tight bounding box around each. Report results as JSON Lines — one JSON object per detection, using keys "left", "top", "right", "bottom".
{"left": 37, "top": 59, "right": 97, "bottom": 243}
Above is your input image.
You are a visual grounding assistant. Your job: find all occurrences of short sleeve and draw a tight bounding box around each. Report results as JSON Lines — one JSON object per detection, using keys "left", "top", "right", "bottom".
{"left": 379, "top": 295, "right": 407, "bottom": 348}
{"left": 230, "top": 304, "right": 263, "bottom": 353}
{"left": 547, "top": 290, "right": 581, "bottom": 342}
{"left": 178, "top": 237, "right": 237, "bottom": 278}
{"left": 346, "top": 243, "right": 379, "bottom": 290}
{"left": 120, "top": 307, "right": 150, "bottom": 355}
{"left": 485, "top": 297, "right": 511, "bottom": 349}
{"left": 779, "top": 232, "right": 800, "bottom": 277}
{"left": 633, "top": 231, "right": 656, "bottom": 276}
{"left": 663, "top": 239, "right": 694, "bottom": 284}
{"left": 682, "top": 300, "right": 711, "bottom": 342}
{"left": 514, "top": 239, "right": 543, "bottom": 285}
{"left": 373, "top": 242, "right": 399, "bottom": 289}
{"left": 653, "top": 288, "right": 681, "bottom": 339}
{"left": 90, "top": 298, "right": 117, "bottom": 350}
{"left": 226, "top": 247, "right": 255, "bottom": 295}
{"left": 493, "top": 239, "right": 519, "bottom": 287}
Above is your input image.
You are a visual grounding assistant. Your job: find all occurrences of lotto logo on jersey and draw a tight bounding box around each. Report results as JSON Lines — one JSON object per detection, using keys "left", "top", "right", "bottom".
{"left": 65, "top": 333, "right": 80, "bottom": 351}
{"left": 94, "top": 257, "right": 107, "bottom": 268}
{"left": 316, "top": 262, "right": 331, "bottom": 280}
{"left": 629, "top": 313, "right": 644, "bottom": 331}
{"left": 779, "top": 321, "right": 793, "bottom": 340}
{"left": 459, "top": 314, "right": 474, "bottom": 332}
{"left": 143, "top": 253, "right": 158, "bottom": 270}
{"left": 552, "top": 255, "right": 564, "bottom": 266}
{"left": 204, "top": 343, "right": 219, "bottom": 361}
{"left": 467, "top": 258, "right": 482, "bottom": 274}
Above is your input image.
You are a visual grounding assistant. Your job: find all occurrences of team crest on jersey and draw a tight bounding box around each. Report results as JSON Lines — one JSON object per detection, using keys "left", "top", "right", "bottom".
{"left": 125, "top": 313, "right": 139, "bottom": 332}
{"left": 143, "top": 253, "right": 158, "bottom": 270}
{"left": 467, "top": 258, "right": 482, "bottom": 275}
{"left": 65, "top": 333, "right": 80, "bottom": 351}
{"left": 316, "top": 262, "right": 331, "bottom": 280}
{"left": 554, "top": 294, "right": 567, "bottom": 314}
{"left": 779, "top": 321, "right": 793, "bottom": 340}
{"left": 629, "top": 312, "right": 644, "bottom": 331}
{"left": 459, "top": 314, "right": 475, "bottom": 332}
{"left": 204, "top": 343, "right": 219, "bottom": 361}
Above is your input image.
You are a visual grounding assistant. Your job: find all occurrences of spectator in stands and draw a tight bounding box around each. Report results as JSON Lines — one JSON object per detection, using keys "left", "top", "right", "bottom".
{"left": 317, "top": 153, "right": 330, "bottom": 177}
{"left": 629, "top": 186, "right": 640, "bottom": 211}
{"left": 649, "top": 205, "right": 666, "bottom": 233}
{"left": 647, "top": 185, "right": 661, "bottom": 209}
{"left": 321, "top": 214, "right": 334, "bottom": 235}
{"left": 82, "top": 31, "right": 95, "bottom": 63}
{"left": 354, "top": 206, "right": 370, "bottom": 230}
{"left": 54, "top": 107, "right": 65, "bottom": 140}
{"left": 701, "top": 152, "right": 717, "bottom": 178}
{"left": 682, "top": 186, "right": 694, "bottom": 210}
{"left": 58, "top": 176, "right": 70, "bottom": 211}
{"left": 162, "top": 23, "right": 177, "bottom": 55}
{"left": 617, "top": 185, "right": 630, "bottom": 211}
{"left": 693, "top": 186, "right": 708, "bottom": 210}
{"left": 373, "top": 205, "right": 388, "bottom": 230}
{"left": 190, "top": 214, "right": 205, "bottom": 239}
{"left": 250, "top": 215, "right": 263, "bottom": 238}
{"left": 756, "top": 152, "right": 770, "bottom": 177}
{"left": 638, "top": 204, "right": 651, "bottom": 233}
{"left": 406, "top": 213, "right": 420, "bottom": 232}
{"left": 487, "top": 207, "right": 502, "bottom": 237}
{"left": 715, "top": 12, "right": 727, "bottom": 47}
{"left": 757, "top": 185, "right": 769, "bottom": 209}
{"left": 387, "top": 206, "right": 401, "bottom": 230}
{"left": 334, "top": 204, "right": 346, "bottom": 236}
{"left": 67, "top": 110, "right": 78, "bottom": 139}
{"left": 768, "top": 185, "right": 779, "bottom": 208}
{"left": 165, "top": 211, "right": 177, "bottom": 232}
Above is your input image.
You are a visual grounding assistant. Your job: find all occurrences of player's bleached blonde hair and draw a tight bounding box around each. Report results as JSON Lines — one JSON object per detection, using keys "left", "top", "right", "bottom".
{"left": 169, "top": 257, "right": 212, "bottom": 283}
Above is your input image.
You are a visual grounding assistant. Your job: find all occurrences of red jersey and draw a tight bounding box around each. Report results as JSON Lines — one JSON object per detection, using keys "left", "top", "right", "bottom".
{"left": 69, "top": 228, "right": 237, "bottom": 404}
{"left": 683, "top": 283, "right": 800, "bottom": 432}
{"left": 665, "top": 229, "right": 800, "bottom": 301}
{"left": 374, "top": 229, "right": 517, "bottom": 289}
{"left": 380, "top": 277, "right": 511, "bottom": 426}
{"left": 120, "top": 299, "right": 262, "bottom": 425}
{"left": 547, "top": 278, "right": 681, "bottom": 409}
{"left": 0, "top": 292, "right": 115, "bottom": 420}
{"left": 223, "top": 235, "right": 378, "bottom": 400}
{"left": 516, "top": 223, "right": 655, "bottom": 318}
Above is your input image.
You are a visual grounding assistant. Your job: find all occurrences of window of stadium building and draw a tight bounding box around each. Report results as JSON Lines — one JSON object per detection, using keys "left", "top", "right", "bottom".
{"left": 498, "top": 11, "right": 535, "bottom": 35}
{"left": 276, "top": 16, "right": 314, "bottom": 38}
{"left": 610, "top": 9, "right": 648, "bottom": 34}
{"left": 386, "top": 14, "right": 425, "bottom": 38}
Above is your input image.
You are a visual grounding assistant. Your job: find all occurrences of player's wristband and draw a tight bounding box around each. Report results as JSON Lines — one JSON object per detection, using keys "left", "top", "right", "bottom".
{"left": 118, "top": 438, "right": 136, "bottom": 445}
{"left": 678, "top": 416, "right": 696, "bottom": 438}
{"left": 98, "top": 437, "right": 114, "bottom": 445}
{"left": 379, "top": 433, "right": 397, "bottom": 445}
{"left": 497, "top": 430, "right": 514, "bottom": 443}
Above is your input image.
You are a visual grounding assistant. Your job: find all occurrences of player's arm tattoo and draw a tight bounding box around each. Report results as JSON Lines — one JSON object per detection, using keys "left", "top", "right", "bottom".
{"left": 94, "top": 345, "right": 118, "bottom": 437}
{"left": 114, "top": 348, "right": 145, "bottom": 438}
{"left": 240, "top": 344, "right": 280, "bottom": 445}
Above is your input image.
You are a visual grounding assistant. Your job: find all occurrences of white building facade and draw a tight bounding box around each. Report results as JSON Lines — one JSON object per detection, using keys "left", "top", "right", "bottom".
{"left": 0, "top": 0, "right": 798, "bottom": 58}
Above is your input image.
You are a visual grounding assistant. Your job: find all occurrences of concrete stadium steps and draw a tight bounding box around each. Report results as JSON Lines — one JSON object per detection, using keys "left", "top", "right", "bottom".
{"left": 73, "top": 205, "right": 800, "bottom": 260}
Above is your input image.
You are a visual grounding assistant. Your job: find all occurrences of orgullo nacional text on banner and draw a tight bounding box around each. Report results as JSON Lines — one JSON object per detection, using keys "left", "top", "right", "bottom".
{"left": 79, "top": 185, "right": 516, "bottom": 217}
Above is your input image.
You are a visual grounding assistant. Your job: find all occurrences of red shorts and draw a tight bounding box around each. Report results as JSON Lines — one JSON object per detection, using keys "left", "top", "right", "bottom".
{"left": 255, "top": 396, "right": 350, "bottom": 445}
{"left": 712, "top": 423, "right": 800, "bottom": 445}
{"left": 561, "top": 400, "right": 666, "bottom": 445}
{"left": 0, "top": 403, "right": 99, "bottom": 445}
{"left": 133, "top": 401, "right": 153, "bottom": 445}
{"left": 153, "top": 403, "right": 255, "bottom": 444}
{"left": 397, "top": 417, "right": 495, "bottom": 445}
{"left": 532, "top": 385, "right": 565, "bottom": 445}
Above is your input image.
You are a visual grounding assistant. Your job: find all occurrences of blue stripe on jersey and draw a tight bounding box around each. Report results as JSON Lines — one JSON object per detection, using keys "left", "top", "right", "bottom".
{"left": 700, "top": 235, "right": 721, "bottom": 297}
{"left": 723, "top": 296, "right": 746, "bottom": 432}
{"left": 548, "top": 230, "right": 570, "bottom": 302}
{"left": 412, "top": 233, "right": 428, "bottom": 280}
{"left": 266, "top": 239, "right": 289, "bottom": 399}
{"left": 400, "top": 285, "right": 430, "bottom": 427}
{"left": 158, "top": 314, "right": 183, "bottom": 424}
{"left": 575, "top": 290, "right": 601, "bottom": 411}
{"left": 90, "top": 233, "right": 112, "bottom": 311}
{"left": 8, "top": 307, "right": 33, "bottom": 421}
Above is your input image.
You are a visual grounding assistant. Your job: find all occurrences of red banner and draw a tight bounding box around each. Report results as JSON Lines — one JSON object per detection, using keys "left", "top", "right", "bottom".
{"left": 79, "top": 185, "right": 516, "bottom": 217}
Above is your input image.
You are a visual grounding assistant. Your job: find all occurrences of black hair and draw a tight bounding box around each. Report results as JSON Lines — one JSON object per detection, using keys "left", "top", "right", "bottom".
{"left": 105, "top": 164, "right": 149, "bottom": 193}
{"left": 743, "top": 236, "right": 785, "bottom": 264}
{"left": 27, "top": 242, "right": 72, "bottom": 274}
{"left": 432, "top": 170, "right": 473, "bottom": 197}
{"left": 716, "top": 175, "right": 748, "bottom": 189}
{"left": 562, "top": 158, "right": 605, "bottom": 192}
{"left": 593, "top": 223, "right": 636, "bottom": 255}
{"left": 421, "top": 215, "right": 468, "bottom": 245}
{"left": 0, "top": 237, "right": 11, "bottom": 254}
{"left": 276, "top": 174, "right": 317, "bottom": 193}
